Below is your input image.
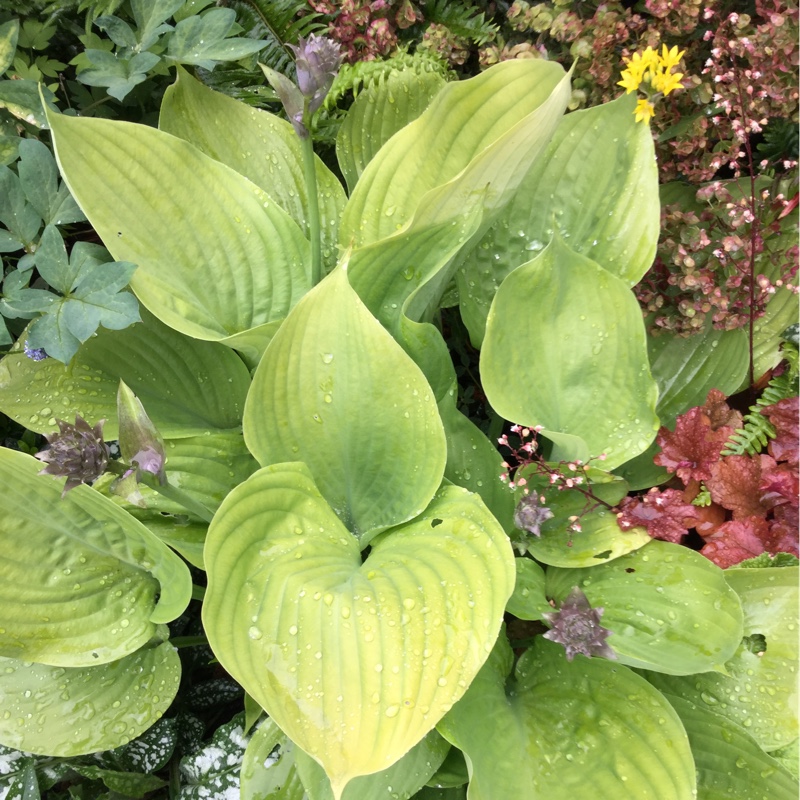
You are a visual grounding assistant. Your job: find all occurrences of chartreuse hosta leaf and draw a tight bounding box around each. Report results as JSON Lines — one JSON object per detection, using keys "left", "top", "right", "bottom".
{"left": 340, "top": 59, "right": 570, "bottom": 249}
{"left": 0, "top": 640, "right": 179, "bottom": 757}
{"left": 648, "top": 322, "right": 749, "bottom": 428}
{"left": 645, "top": 566, "right": 798, "bottom": 752}
{"left": 203, "top": 462, "right": 514, "bottom": 798}
{"left": 481, "top": 235, "right": 660, "bottom": 470}
{"left": 160, "top": 67, "right": 346, "bottom": 274}
{"left": 457, "top": 92, "right": 659, "bottom": 346}
{"left": 46, "top": 105, "right": 310, "bottom": 345}
{"left": 517, "top": 474, "right": 650, "bottom": 567}
{"left": 437, "top": 634, "right": 695, "bottom": 799}
{"left": 0, "top": 307, "right": 250, "bottom": 438}
{"left": 662, "top": 695, "right": 797, "bottom": 800}
{"left": 547, "top": 540, "right": 743, "bottom": 675}
{"left": 505, "top": 558, "right": 550, "bottom": 621}
{"left": 244, "top": 264, "right": 446, "bottom": 541}
{"left": 0, "top": 447, "right": 191, "bottom": 665}
{"left": 295, "top": 729, "right": 449, "bottom": 800}
{"left": 336, "top": 67, "right": 447, "bottom": 194}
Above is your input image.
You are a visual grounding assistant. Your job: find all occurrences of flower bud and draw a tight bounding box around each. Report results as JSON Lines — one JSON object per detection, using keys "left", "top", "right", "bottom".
{"left": 513, "top": 494, "right": 554, "bottom": 537}
{"left": 287, "top": 34, "right": 344, "bottom": 115}
{"left": 117, "top": 380, "right": 166, "bottom": 485}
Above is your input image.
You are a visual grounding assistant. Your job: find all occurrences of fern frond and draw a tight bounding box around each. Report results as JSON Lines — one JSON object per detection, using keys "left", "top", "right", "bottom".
{"left": 722, "top": 341, "right": 799, "bottom": 456}
{"left": 421, "top": 0, "right": 498, "bottom": 45}
{"left": 324, "top": 47, "right": 451, "bottom": 109}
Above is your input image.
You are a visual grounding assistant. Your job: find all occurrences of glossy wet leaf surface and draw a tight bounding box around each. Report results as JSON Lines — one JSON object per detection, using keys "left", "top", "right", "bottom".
{"left": 0, "top": 448, "right": 191, "bottom": 665}
{"left": 481, "top": 236, "right": 659, "bottom": 470}
{"left": 546, "top": 540, "right": 744, "bottom": 675}
{"left": 645, "top": 566, "right": 798, "bottom": 750}
{"left": 203, "top": 463, "right": 514, "bottom": 796}
{"left": 438, "top": 634, "right": 696, "bottom": 799}
{"left": 0, "top": 640, "right": 179, "bottom": 756}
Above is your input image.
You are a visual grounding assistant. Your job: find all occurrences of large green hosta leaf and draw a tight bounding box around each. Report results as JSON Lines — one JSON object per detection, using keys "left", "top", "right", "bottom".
{"left": 203, "top": 462, "right": 514, "bottom": 798}
{"left": 0, "top": 640, "right": 179, "bottom": 757}
{"left": 160, "top": 67, "right": 346, "bottom": 274}
{"left": 336, "top": 67, "right": 447, "bottom": 194}
{"left": 645, "top": 566, "right": 798, "bottom": 752}
{"left": 0, "top": 448, "right": 191, "bottom": 666}
{"left": 458, "top": 91, "right": 660, "bottom": 346}
{"left": 244, "top": 265, "right": 446, "bottom": 540}
{"left": 47, "top": 107, "right": 310, "bottom": 344}
{"left": 546, "top": 540, "right": 744, "bottom": 675}
{"left": 0, "top": 307, "right": 250, "bottom": 438}
{"left": 340, "top": 59, "right": 570, "bottom": 249}
{"left": 437, "top": 634, "right": 696, "bottom": 799}
{"left": 481, "top": 235, "right": 660, "bottom": 470}
{"left": 664, "top": 695, "right": 797, "bottom": 799}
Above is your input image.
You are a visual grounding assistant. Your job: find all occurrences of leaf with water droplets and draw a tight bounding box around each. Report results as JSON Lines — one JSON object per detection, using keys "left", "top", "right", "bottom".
{"left": 161, "top": 67, "right": 345, "bottom": 275}
{"left": 203, "top": 463, "right": 514, "bottom": 798}
{"left": 437, "top": 633, "right": 696, "bottom": 799}
{"left": 0, "top": 447, "right": 191, "bottom": 665}
{"left": 661, "top": 695, "right": 797, "bottom": 800}
{"left": 47, "top": 103, "right": 310, "bottom": 346}
{"left": 0, "top": 640, "right": 179, "bottom": 756}
{"left": 458, "top": 92, "right": 659, "bottom": 346}
{"left": 240, "top": 717, "right": 306, "bottom": 800}
{"left": 645, "top": 565, "right": 798, "bottom": 750}
{"left": 0, "top": 306, "right": 250, "bottom": 439}
{"left": 481, "top": 234, "right": 660, "bottom": 470}
{"left": 546, "top": 539, "right": 743, "bottom": 675}
{"left": 244, "top": 265, "right": 446, "bottom": 541}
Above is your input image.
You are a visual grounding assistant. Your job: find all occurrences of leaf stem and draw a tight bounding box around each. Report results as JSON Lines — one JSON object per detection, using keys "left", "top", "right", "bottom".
{"left": 300, "top": 106, "right": 323, "bottom": 285}
{"left": 138, "top": 472, "right": 215, "bottom": 523}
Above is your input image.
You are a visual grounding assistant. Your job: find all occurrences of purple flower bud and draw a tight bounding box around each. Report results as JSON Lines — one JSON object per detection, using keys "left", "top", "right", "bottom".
{"left": 24, "top": 341, "right": 48, "bottom": 361}
{"left": 117, "top": 380, "right": 166, "bottom": 485}
{"left": 542, "top": 586, "right": 617, "bottom": 662}
{"left": 36, "top": 415, "right": 110, "bottom": 496}
{"left": 514, "top": 494, "right": 554, "bottom": 537}
{"left": 287, "top": 34, "right": 344, "bottom": 114}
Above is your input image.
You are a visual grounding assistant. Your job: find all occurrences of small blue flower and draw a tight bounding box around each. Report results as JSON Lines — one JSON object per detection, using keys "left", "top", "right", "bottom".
{"left": 24, "top": 342, "right": 48, "bottom": 361}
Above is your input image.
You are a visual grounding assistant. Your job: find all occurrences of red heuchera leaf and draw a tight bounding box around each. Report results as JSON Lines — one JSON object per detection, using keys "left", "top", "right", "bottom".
{"left": 763, "top": 396, "right": 799, "bottom": 466}
{"left": 770, "top": 504, "right": 800, "bottom": 556}
{"left": 654, "top": 404, "right": 737, "bottom": 484}
{"left": 705, "top": 454, "right": 769, "bottom": 519}
{"left": 700, "top": 517, "right": 770, "bottom": 568}
{"left": 759, "top": 458, "right": 799, "bottom": 511}
{"left": 617, "top": 488, "right": 699, "bottom": 543}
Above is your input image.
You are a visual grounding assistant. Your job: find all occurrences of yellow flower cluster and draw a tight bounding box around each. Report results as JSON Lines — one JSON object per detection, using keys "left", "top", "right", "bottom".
{"left": 618, "top": 45, "right": 685, "bottom": 123}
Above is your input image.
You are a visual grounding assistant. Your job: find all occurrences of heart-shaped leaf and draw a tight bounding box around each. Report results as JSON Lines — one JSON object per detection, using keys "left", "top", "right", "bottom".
{"left": 457, "top": 92, "right": 659, "bottom": 346}
{"left": 437, "top": 634, "right": 696, "bottom": 799}
{"left": 645, "top": 566, "right": 798, "bottom": 751}
{"left": 160, "top": 67, "right": 345, "bottom": 274}
{"left": 546, "top": 540, "right": 744, "bottom": 674}
{"left": 0, "top": 640, "right": 179, "bottom": 757}
{"left": 481, "top": 235, "right": 660, "bottom": 470}
{"left": 0, "top": 307, "right": 250, "bottom": 438}
{"left": 46, "top": 106, "right": 310, "bottom": 343}
{"left": 203, "top": 462, "right": 514, "bottom": 797}
{"left": 244, "top": 265, "right": 446, "bottom": 540}
{"left": 0, "top": 447, "right": 191, "bottom": 665}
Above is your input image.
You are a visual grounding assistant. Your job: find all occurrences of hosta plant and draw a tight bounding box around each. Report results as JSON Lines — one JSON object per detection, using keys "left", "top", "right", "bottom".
{"left": 0, "top": 43, "right": 797, "bottom": 799}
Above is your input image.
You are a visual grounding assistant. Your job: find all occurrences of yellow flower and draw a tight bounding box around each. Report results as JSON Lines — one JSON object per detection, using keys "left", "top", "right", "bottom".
{"left": 619, "top": 43, "right": 686, "bottom": 121}
{"left": 634, "top": 98, "right": 656, "bottom": 124}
